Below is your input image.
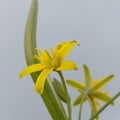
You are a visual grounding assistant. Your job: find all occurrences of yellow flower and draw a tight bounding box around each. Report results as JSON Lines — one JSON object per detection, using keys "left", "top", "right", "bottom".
{"left": 67, "top": 64, "right": 114, "bottom": 118}
{"left": 19, "top": 40, "right": 79, "bottom": 94}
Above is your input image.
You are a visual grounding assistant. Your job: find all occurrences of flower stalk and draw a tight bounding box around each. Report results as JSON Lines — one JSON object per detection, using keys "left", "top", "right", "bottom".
{"left": 58, "top": 71, "right": 72, "bottom": 120}
{"left": 78, "top": 96, "right": 84, "bottom": 120}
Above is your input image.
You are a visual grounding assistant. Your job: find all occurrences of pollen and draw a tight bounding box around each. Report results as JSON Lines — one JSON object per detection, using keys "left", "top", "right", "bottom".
{"left": 57, "top": 44, "right": 62, "bottom": 50}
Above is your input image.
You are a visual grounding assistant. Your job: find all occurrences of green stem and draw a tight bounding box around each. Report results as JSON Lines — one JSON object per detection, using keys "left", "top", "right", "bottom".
{"left": 58, "top": 71, "right": 72, "bottom": 120}
{"left": 78, "top": 90, "right": 93, "bottom": 118}
{"left": 89, "top": 91, "right": 120, "bottom": 120}
{"left": 78, "top": 97, "right": 84, "bottom": 120}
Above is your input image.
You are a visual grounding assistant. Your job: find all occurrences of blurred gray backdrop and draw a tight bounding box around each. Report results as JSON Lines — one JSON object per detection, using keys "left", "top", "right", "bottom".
{"left": 0, "top": 0, "right": 120, "bottom": 120}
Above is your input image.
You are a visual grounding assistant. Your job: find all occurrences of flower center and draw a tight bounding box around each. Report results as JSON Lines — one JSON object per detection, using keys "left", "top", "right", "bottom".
{"left": 50, "top": 59, "right": 59, "bottom": 68}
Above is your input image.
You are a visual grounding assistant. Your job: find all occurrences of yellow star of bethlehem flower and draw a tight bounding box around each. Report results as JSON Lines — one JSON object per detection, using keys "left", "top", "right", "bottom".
{"left": 67, "top": 64, "right": 114, "bottom": 119}
{"left": 19, "top": 40, "right": 79, "bottom": 94}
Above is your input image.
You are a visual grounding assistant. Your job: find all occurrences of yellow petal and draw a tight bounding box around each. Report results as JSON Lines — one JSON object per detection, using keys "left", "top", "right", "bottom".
{"left": 60, "top": 40, "right": 79, "bottom": 59}
{"left": 53, "top": 41, "right": 70, "bottom": 55}
{"left": 53, "top": 40, "right": 79, "bottom": 61}
{"left": 74, "top": 94, "right": 86, "bottom": 106}
{"left": 90, "top": 97, "right": 99, "bottom": 119}
{"left": 56, "top": 60, "right": 78, "bottom": 71}
{"left": 19, "top": 64, "right": 45, "bottom": 79}
{"left": 90, "top": 80, "right": 100, "bottom": 89}
{"left": 66, "top": 79, "right": 85, "bottom": 91}
{"left": 34, "top": 67, "right": 54, "bottom": 94}
{"left": 92, "top": 91, "right": 113, "bottom": 105}
{"left": 90, "top": 74, "right": 114, "bottom": 92}
{"left": 83, "top": 64, "right": 92, "bottom": 89}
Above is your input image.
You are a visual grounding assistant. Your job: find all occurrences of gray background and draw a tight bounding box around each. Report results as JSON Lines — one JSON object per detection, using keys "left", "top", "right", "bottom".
{"left": 0, "top": 0, "right": 120, "bottom": 120}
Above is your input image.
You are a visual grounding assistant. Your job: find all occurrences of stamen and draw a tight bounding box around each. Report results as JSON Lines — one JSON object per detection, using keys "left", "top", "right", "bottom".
{"left": 35, "top": 48, "right": 42, "bottom": 54}
{"left": 34, "top": 55, "right": 39, "bottom": 60}
{"left": 44, "top": 49, "right": 52, "bottom": 59}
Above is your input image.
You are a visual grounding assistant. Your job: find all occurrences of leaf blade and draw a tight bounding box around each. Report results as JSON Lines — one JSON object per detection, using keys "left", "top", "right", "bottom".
{"left": 24, "top": 0, "right": 67, "bottom": 119}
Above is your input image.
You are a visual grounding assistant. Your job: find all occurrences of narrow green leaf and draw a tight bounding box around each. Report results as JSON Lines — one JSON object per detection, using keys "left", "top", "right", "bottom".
{"left": 51, "top": 78, "right": 67, "bottom": 103}
{"left": 24, "top": 0, "right": 67, "bottom": 119}
{"left": 83, "top": 64, "right": 92, "bottom": 89}
{"left": 24, "top": 0, "right": 38, "bottom": 66}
